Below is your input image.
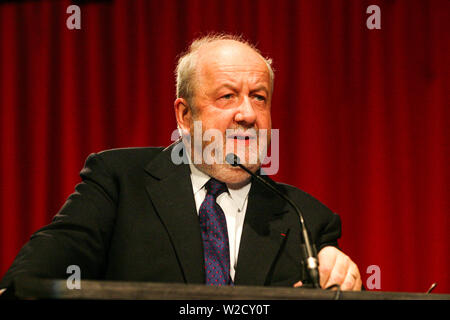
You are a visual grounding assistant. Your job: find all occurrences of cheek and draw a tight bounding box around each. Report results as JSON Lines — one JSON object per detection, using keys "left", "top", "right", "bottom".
{"left": 200, "top": 110, "right": 236, "bottom": 132}
{"left": 256, "top": 110, "right": 272, "bottom": 129}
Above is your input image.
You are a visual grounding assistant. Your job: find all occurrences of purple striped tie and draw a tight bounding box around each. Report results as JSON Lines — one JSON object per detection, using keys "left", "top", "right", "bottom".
{"left": 199, "top": 178, "right": 232, "bottom": 285}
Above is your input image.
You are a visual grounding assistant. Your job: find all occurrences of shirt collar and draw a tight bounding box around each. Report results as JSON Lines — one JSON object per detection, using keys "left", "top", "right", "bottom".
{"left": 188, "top": 163, "right": 251, "bottom": 211}
{"left": 189, "top": 162, "right": 211, "bottom": 195}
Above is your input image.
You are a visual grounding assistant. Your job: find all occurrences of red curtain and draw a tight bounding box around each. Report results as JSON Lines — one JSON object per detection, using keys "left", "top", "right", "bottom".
{"left": 0, "top": 0, "right": 448, "bottom": 293}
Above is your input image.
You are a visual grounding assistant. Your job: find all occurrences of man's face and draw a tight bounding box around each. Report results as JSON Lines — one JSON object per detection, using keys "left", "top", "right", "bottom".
{"left": 178, "top": 40, "right": 272, "bottom": 187}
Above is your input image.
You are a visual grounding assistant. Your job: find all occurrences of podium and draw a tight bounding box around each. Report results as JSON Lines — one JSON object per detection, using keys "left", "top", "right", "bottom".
{"left": 11, "top": 277, "right": 450, "bottom": 300}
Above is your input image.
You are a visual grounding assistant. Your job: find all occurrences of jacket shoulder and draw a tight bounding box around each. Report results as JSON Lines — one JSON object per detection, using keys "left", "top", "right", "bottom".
{"left": 276, "top": 182, "right": 331, "bottom": 212}
{"left": 88, "top": 146, "right": 164, "bottom": 169}
{"left": 275, "top": 181, "right": 341, "bottom": 248}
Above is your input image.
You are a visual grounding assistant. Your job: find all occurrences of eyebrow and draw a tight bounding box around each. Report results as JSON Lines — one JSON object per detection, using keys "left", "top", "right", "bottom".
{"left": 215, "top": 83, "right": 270, "bottom": 95}
{"left": 250, "top": 85, "right": 269, "bottom": 95}
{"left": 218, "top": 83, "right": 239, "bottom": 92}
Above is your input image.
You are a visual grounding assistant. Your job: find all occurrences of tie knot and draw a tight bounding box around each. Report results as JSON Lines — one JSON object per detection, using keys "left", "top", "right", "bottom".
{"left": 205, "top": 178, "right": 228, "bottom": 198}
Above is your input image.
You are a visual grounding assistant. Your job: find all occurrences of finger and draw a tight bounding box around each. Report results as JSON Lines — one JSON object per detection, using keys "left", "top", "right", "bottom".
{"left": 324, "top": 253, "right": 350, "bottom": 289}
{"left": 353, "top": 276, "right": 363, "bottom": 291}
{"left": 341, "top": 267, "right": 357, "bottom": 290}
{"left": 352, "top": 268, "right": 363, "bottom": 291}
{"left": 350, "top": 262, "right": 362, "bottom": 291}
{"left": 318, "top": 249, "right": 337, "bottom": 288}
{"left": 341, "top": 262, "right": 362, "bottom": 291}
{"left": 293, "top": 280, "right": 303, "bottom": 288}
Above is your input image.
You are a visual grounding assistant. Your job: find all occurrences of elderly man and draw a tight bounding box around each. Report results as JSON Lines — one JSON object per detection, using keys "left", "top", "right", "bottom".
{"left": 0, "top": 34, "right": 361, "bottom": 293}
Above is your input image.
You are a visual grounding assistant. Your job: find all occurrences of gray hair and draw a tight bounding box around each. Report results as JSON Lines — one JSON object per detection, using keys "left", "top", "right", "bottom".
{"left": 175, "top": 33, "right": 275, "bottom": 108}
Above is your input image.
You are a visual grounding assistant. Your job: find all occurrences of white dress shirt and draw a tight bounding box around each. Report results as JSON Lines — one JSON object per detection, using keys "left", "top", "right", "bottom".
{"left": 189, "top": 163, "right": 251, "bottom": 281}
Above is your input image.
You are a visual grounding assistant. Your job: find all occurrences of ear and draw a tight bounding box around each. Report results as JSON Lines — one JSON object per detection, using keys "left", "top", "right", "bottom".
{"left": 174, "top": 98, "right": 192, "bottom": 135}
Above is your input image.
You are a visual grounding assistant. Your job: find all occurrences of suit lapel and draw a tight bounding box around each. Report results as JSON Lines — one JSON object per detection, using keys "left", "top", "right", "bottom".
{"left": 234, "top": 177, "right": 290, "bottom": 286}
{"left": 144, "top": 143, "right": 205, "bottom": 284}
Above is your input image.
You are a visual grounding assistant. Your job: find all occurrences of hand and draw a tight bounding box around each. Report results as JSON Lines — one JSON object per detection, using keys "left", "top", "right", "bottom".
{"left": 318, "top": 246, "right": 362, "bottom": 290}
{"left": 293, "top": 246, "right": 362, "bottom": 291}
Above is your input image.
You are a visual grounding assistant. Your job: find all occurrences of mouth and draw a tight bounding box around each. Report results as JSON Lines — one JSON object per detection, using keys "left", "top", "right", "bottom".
{"left": 233, "top": 136, "right": 251, "bottom": 141}
{"left": 226, "top": 133, "right": 257, "bottom": 141}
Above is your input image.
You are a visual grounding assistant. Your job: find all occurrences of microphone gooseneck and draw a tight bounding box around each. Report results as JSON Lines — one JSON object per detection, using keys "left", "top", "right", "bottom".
{"left": 225, "top": 153, "right": 321, "bottom": 289}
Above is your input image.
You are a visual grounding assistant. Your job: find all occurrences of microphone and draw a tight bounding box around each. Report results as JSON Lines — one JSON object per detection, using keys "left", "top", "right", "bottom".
{"left": 225, "top": 153, "right": 321, "bottom": 289}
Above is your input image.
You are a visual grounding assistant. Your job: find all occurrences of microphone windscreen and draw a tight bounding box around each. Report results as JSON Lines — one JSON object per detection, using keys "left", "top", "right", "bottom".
{"left": 225, "top": 153, "right": 240, "bottom": 166}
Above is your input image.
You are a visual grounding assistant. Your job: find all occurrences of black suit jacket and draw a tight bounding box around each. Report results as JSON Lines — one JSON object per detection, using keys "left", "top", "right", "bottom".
{"left": 0, "top": 144, "right": 341, "bottom": 289}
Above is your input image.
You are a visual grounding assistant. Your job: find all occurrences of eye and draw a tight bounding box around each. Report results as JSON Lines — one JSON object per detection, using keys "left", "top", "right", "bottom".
{"left": 254, "top": 94, "right": 266, "bottom": 102}
{"left": 221, "top": 94, "right": 234, "bottom": 100}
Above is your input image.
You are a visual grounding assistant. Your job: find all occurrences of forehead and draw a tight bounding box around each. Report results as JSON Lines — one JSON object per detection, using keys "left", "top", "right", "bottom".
{"left": 196, "top": 40, "right": 270, "bottom": 83}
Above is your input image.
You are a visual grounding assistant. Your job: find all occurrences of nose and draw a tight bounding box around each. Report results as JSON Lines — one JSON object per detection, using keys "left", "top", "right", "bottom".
{"left": 234, "top": 96, "right": 257, "bottom": 126}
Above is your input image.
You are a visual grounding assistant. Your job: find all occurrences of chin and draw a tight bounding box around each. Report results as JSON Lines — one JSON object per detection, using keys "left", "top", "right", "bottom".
{"left": 198, "top": 163, "right": 259, "bottom": 189}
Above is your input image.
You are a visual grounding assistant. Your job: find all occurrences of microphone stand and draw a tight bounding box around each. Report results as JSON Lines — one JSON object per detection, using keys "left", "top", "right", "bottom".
{"left": 226, "top": 154, "right": 321, "bottom": 288}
